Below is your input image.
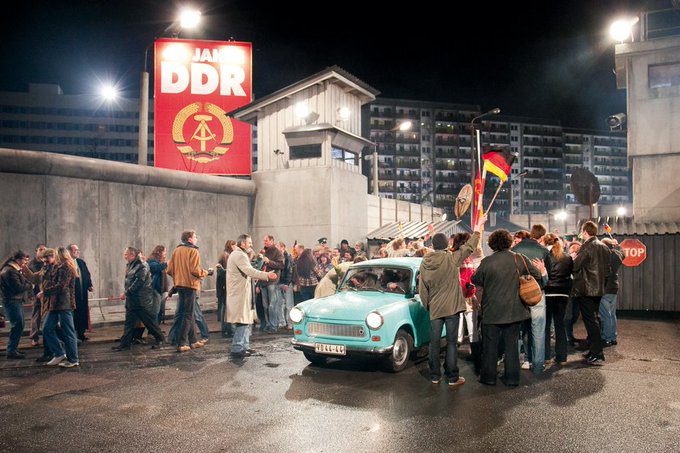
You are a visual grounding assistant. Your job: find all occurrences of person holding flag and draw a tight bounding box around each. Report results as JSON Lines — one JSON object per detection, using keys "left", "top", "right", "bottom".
{"left": 473, "top": 148, "right": 516, "bottom": 226}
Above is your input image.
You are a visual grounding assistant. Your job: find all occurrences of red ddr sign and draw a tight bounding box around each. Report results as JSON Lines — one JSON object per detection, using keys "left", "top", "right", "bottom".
{"left": 620, "top": 238, "right": 647, "bottom": 267}
{"left": 154, "top": 38, "right": 252, "bottom": 175}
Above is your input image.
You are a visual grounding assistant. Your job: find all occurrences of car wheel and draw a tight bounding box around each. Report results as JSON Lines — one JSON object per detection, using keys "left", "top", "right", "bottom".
{"left": 303, "top": 351, "right": 328, "bottom": 366}
{"left": 383, "top": 328, "right": 413, "bottom": 373}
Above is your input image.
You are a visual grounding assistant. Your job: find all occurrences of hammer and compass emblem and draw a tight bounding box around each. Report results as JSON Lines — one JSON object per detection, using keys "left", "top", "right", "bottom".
{"left": 172, "top": 102, "right": 234, "bottom": 163}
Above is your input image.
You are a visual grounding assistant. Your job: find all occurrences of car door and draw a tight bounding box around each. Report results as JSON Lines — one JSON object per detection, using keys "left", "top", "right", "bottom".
{"left": 408, "top": 271, "right": 431, "bottom": 347}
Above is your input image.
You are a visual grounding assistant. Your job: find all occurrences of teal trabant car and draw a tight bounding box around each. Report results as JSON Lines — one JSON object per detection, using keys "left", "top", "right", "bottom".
{"left": 290, "top": 257, "right": 436, "bottom": 372}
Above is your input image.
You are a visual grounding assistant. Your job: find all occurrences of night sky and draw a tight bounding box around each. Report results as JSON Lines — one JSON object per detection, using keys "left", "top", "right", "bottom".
{"left": 0, "top": 0, "right": 661, "bottom": 129}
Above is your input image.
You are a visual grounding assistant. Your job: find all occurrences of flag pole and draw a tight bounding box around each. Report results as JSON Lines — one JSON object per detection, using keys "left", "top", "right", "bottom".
{"left": 484, "top": 180, "right": 505, "bottom": 216}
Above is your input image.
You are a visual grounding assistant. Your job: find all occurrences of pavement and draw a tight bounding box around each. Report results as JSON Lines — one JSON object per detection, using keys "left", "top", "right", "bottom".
{"left": 0, "top": 315, "right": 678, "bottom": 452}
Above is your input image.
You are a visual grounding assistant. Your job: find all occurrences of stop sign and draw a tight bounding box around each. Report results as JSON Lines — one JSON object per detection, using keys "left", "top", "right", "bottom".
{"left": 620, "top": 239, "right": 647, "bottom": 267}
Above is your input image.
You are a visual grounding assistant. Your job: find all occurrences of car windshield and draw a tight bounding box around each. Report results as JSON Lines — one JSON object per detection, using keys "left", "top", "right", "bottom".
{"left": 339, "top": 267, "right": 412, "bottom": 294}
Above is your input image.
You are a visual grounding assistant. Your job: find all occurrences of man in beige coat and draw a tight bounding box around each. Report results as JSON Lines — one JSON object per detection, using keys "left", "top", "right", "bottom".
{"left": 227, "top": 234, "right": 276, "bottom": 359}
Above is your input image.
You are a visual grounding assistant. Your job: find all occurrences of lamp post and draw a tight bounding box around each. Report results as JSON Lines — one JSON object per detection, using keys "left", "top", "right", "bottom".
{"left": 138, "top": 8, "right": 201, "bottom": 166}
{"left": 469, "top": 107, "right": 500, "bottom": 226}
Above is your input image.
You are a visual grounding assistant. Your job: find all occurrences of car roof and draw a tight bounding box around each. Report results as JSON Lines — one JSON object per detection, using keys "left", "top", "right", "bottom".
{"left": 351, "top": 257, "right": 422, "bottom": 271}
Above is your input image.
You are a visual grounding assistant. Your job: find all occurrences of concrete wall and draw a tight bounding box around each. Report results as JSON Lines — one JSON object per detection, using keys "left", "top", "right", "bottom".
{"left": 615, "top": 36, "right": 680, "bottom": 222}
{"left": 0, "top": 149, "right": 254, "bottom": 300}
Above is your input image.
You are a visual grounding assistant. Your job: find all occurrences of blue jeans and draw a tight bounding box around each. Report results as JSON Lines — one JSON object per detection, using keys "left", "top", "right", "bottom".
{"left": 280, "top": 284, "right": 295, "bottom": 328}
{"left": 231, "top": 323, "right": 250, "bottom": 355}
{"left": 261, "top": 285, "right": 282, "bottom": 330}
{"left": 169, "top": 295, "right": 209, "bottom": 345}
{"left": 599, "top": 293, "right": 618, "bottom": 342}
{"left": 428, "top": 314, "right": 460, "bottom": 381}
{"left": 43, "top": 310, "right": 79, "bottom": 363}
{"left": 522, "top": 294, "right": 546, "bottom": 375}
{"left": 4, "top": 301, "right": 24, "bottom": 355}
{"left": 194, "top": 298, "right": 209, "bottom": 340}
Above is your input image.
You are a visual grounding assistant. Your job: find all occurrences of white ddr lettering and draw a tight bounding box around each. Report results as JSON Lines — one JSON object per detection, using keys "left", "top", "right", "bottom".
{"left": 160, "top": 61, "right": 246, "bottom": 96}
{"left": 160, "top": 61, "right": 189, "bottom": 94}
{"left": 191, "top": 63, "right": 219, "bottom": 95}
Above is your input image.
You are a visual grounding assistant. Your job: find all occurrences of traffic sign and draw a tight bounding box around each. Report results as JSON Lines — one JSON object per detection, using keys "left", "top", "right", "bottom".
{"left": 620, "top": 238, "right": 647, "bottom": 267}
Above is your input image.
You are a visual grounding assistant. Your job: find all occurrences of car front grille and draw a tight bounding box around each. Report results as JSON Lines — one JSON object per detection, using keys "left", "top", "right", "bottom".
{"left": 307, "top": 322, "right": 366, "bottom": 338}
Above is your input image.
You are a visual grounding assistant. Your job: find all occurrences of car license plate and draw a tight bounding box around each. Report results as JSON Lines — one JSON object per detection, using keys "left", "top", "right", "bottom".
{"left": 314, "top": 343, "right": 346, "bottom": 356}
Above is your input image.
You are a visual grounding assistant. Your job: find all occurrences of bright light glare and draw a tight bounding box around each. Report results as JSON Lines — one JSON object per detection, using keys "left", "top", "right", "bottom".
{"left": 398, "top": 121, "right": 413, "bottom": 131}
{"left": 179, "top": 8, "right": 202, "bottom": 29}
{"left": 609, "top": 17, "right": 638, "bottom": 42}
{"left": 617, "top": 206, "right": 627, "bottom": 216}
{"left": 162, "top": 44, "right": 191, "bottom": 62}
{"left": 100, "top": 84, "right": 118, "bottom": 101}
{"left": 337, "top": 107, "right": 351, "bottom": 121}
{"left": 555, "top": 210, "right": 568, "bottom": 221}
{"left": 294, "top": 103, "right": 310, "bottom": 119}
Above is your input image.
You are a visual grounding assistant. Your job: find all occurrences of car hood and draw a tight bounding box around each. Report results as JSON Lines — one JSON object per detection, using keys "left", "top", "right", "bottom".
{"left": 301, "top": 290, "right": 405, "bottom": 321}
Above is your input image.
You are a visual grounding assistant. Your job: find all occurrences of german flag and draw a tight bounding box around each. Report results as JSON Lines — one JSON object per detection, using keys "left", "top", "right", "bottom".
{"left": 483, "top": 149, "right": 516, "bottom": 182}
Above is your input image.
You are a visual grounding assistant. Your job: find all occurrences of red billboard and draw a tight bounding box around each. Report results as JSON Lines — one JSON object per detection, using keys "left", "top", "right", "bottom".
{"left": 154, "top": 39, "right": 252, "bottom": 175}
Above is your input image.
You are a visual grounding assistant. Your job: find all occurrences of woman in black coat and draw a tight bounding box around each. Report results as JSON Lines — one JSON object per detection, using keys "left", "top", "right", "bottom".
{"left": 543, "top": 234, "right": 574, "bottom": 364}
{"left": 471, "top": 230, "right": 543, "bottom": 387}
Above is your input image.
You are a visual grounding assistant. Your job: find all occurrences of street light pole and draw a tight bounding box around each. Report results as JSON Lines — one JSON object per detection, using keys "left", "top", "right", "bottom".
{"left": 137, "top": 9, "right": 201, "bottom": 167}
{"left": 469, "top": 107, "right": 500, "bottom": 227}
{"left": 138, "top": 45, "right": 151, "bottom": 166}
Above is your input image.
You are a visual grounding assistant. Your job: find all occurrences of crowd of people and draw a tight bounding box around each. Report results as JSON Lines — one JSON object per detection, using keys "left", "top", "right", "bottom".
{"left": 422, "top": 218, "right": 623, "bottom": 388}
{"left": 1, "top": 221, "right": 624, "bottom": 382}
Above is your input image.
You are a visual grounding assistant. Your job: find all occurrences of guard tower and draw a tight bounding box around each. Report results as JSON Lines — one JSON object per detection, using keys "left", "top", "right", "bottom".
{"left": 231, "top": 66, "right": 380, "bottom": 247}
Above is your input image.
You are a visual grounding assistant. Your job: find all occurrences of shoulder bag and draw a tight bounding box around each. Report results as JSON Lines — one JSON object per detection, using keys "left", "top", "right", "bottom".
{"left": 514, "top": 253, "right": 542, "bottom": 306}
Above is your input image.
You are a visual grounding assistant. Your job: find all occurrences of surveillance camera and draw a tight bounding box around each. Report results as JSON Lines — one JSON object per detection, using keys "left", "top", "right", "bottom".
{"left": 606, "top": 113, "right": 627, "bottom": 128}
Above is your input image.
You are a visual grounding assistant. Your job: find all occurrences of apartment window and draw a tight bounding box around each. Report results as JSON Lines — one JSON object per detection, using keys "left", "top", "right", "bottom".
{"left": 331, "top": 146, "right": 357, "bottom": 165}
{"left": 289, "top": 144, "right": 321, "bottom": 159}
{"left": 649, "top": 63, "right": 680, "bottom": 88}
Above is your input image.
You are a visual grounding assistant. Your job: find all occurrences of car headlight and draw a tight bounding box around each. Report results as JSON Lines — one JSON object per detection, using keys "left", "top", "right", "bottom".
{"left": 289, "top": 307, "right": 304, "bottom": 324}
{"left": 366, "top": 311, "right": 384, "bottom": 330}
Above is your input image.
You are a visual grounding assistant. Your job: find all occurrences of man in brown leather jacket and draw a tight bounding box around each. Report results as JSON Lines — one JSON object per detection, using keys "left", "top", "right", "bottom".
{"left": 571, "top": 221, "right": 611, "bottom": 365}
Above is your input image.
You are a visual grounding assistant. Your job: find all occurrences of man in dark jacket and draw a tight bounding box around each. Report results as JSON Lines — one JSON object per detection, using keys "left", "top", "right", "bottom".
{"left": 68, "top": 244, "right": 93, "bottom": 342}
{"left": 598, "top": 238, "right": 624, "bottom": 347}
{"left": 512, "top": 224, "right": 549, "bottom": 374}
{"left": 572, "top": 221, "right": 611, "bottom": 365}
{"left": 28, "top": 244, "right": 46, "bottom": 347}
{"left": 113, "top": 247, "right": 165, "bottom": 351}
{"left": 0, "top": 251, "right": 33, "bottom": 359}
{"left": 420, "top": 214, "right": 485, "bottom": 387}
{"left": 276, "top": 242, "right": 295, "bottom": 330}
{"left": 260, "top": 235, "right": 284, "bottom": 332}
{"left": 472, "top": 230, "right": 543, "bottom": 387}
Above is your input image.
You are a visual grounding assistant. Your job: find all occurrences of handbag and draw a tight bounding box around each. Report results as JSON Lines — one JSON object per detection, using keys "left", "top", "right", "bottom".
{"left": 514, "top": 254, "right": 542, "bottom": 306}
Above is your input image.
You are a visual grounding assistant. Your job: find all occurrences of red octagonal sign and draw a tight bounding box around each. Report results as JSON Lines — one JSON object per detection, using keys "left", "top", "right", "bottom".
{"left": 620, "top": 239, "right": 647, "bottom": 267}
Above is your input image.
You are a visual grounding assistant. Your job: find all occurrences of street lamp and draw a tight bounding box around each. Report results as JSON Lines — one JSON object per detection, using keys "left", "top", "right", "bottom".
{"left": 617, "top": 206, "right": 627, "bottom": 217}
{"left": 100, "top": 84, "right": 119, "bottom": 102}
{"left": 609, "top": 17, "right": 639, "bottom": 43}
{"left": 368, "top": 120, "right": 413, "bottom": 196}
{"left": 138, "top": 8, "right": 202, "bottom": 166}
{"left": 469, "top": 107, "right": 501, "bottom": 226}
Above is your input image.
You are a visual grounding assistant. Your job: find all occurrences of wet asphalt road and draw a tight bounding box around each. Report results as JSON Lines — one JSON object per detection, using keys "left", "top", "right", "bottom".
{"left": 0, "top": 317, "right": 679, "bottom": 453}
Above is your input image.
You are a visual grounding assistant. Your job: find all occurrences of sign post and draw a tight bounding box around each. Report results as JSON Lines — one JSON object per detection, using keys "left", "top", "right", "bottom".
{"left": 620, "top": 238, "right": 647, "bottom": 267}
{"left": 154, "top": 39, "right": 252, "bottom": 175}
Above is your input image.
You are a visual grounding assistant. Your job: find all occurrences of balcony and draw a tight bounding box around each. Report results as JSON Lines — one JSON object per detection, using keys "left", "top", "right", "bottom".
{"left": 396, "top": 186, "right": 420, "bottom": 194}
{"left": 395, "top": 148, "right": 420, "bottom": 157}
{"left": 395, "top": 160, "right": 420, "bottom": 169}
{"left": 396, "top": 173, "right": 421, "bottom": 182}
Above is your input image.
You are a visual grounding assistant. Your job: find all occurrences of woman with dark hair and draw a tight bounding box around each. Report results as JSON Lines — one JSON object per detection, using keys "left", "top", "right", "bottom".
{"left": 294, "top": 249, "right": 325, "bottom": 303}
{"left": 0, "top": 250, "right": 32, "bottom": 359}
{"left": 471, "top": 230, "right": 542, "bottom": 387}
{"left": 317, "top": 253, "right": 333, "bottom": 275}
{"left": 39, "top": 247, "right": 80, "bottom": 367}
{"left": 543, "top": 233, "right": 573, "bottom": 364}
{"left": 147, "top": 245, "right": 169, "bottom": 324}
